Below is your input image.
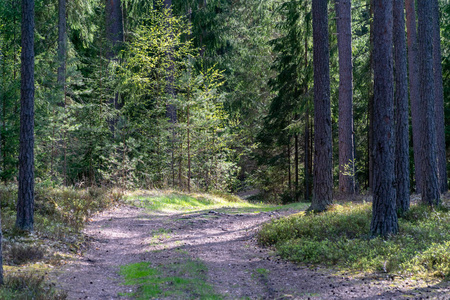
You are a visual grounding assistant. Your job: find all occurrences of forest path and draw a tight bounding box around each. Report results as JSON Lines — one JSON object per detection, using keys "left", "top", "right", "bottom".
{"left": 57, "top": 203, "right": 449, "bottom": 299}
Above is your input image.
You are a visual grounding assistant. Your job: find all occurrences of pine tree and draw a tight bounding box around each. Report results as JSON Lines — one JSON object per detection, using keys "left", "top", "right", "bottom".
{"left": 16, "top": 0, "right": 35, "bottom": 231}
{"left": 335, "top": 0, "right": 355, "bottom": 195}
{"left": 393, "top": 0, "right": 410, "bottom": 214}
{"left": 370, "top": 0, "right": 398, "bottom": 236}
{"left": 417, "top": 0, "right": 440, "bottom": 206}
{"left": 311, "top": 0, "right": 332, "bottom": 211}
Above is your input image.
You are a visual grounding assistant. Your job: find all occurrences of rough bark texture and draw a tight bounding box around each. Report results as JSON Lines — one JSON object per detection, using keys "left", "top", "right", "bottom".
{"left": 311, "top": 0, "right": 332, "bottom": 212}
{"left": 370, "top": 0, "right": 398, "bottom": 237}
{"left": 393, "top": 0, "right": 410, "bottom": 214}
{"left": 432, "top": 0, "right": 448, "bottom": 193}
{"left": 57, "top": 0, "right": 66, "bottom": 89}
{"left": 417, "top": 0, "right": 440, "bottom": 206}
{"left": 405, "top": 0, "right": 423, "bottom": 193}
{"left": 0, "top": 207, "right": 3, "bottom": 285}
{"left": 16, "top": 0, "right": 35, "bottom": 232}
{"left": 335, "top": 0, "right": 354, "bottom": 195}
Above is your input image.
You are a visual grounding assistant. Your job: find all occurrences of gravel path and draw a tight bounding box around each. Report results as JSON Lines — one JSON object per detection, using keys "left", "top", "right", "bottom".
{"left": 57, "top": 204, "right": 450, "bottom": 299}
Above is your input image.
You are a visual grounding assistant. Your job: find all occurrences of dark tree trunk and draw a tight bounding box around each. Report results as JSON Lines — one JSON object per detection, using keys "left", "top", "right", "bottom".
{"left": 288, "top": 137, "right": 291, "bottom": 192}
{"left": 305, "top": 111, "right": 311, "bottom": 200}
{"left": 370, "top": 0, "right": 398, "bottom": 237}
{"left": 16, "top": 0, "right": 35, "bottom": 232}
{"left": 405, "top": 0, "right": 423, "bottom": 194}
{"left": 105, "top": 0, "right": 124, "bottom": 135}
{"left": 311, "top": 0, "right": 332, "bottom": 212}
{"left": 417, "top": 0, "right": 440, "bottom": 206}
{"left": 335, "top": 0, "right": 355, "bottom": 195}
{"left": 367, "top": 0, "right": 374, "bottom": 192}
{"left": 57, "top": 0, "right": 66, "bottom": 90}
{"left": 393, "top": 0, "right": 410, "bottom": 215}
{"left": 432, "top": 0, "right": 448, "bottom": 193}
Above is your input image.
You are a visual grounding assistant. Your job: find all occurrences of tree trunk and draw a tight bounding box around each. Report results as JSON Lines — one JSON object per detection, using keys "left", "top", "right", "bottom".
{"left": 305, "top": 110, "right": 311, "bottom": 201}
{"left": 370, "top": 0, "right": 398, "bottom": 237}
{"left": 417, "top": 0, "right": 440, "bottom": 206}
{"left": 295, "top": 133, "right": 299, "bottom": 201}
{"left": 105, "top": 0, "right": 124, "bottom": 135}
{"left": 16, "top": 0, "right": 35, "bottom": 232}
{"left": 432, "top": 0, "right": 448, "bottom": 193}
{"left": 335, "top": 0, "right": 355, "bottom": 195}
{"left": 393, "top": 0, "right": 410, "bottom": 215}
{"left": 405, "top": 0, "right": 423, "bottom": 194}
{"left": 367, "top": 0, "right": 374, "bottom": 192}
{"left": 311, "top": 0, "right": 332, "bottom": 212}
{"left": 57, "top": 0, "right": 66, "bottom": 90}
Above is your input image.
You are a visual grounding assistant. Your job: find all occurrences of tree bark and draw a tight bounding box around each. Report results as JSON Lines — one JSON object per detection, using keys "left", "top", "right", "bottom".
{"left": 393, "top": 0, "right": 410, "bottom": 214}
{"left": 16, "top": 0, "right": 35, "bottom": 232}
{"left": 370, "top": 0, "right": 398, "bottom": 237}
{"left": 405, "top": 0, "right": 423, "bottom": 193}
{"left": 432, "top": 0, "right": 448, "bottom": 193}
{"left": 311, "top": 0, "right": 332, "bottom": 212}
{"left": 57, "top": 0, "right": 66, "bottom": 90}
{"left": 335, "top": 0, "right": 355, "bottom": 195}
{"left": 417, "top": 0, "right": 440, "bottom": 206}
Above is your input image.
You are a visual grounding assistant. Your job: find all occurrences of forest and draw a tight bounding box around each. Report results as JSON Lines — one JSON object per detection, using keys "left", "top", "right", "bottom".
{"left": 0, "top": 0, "right": 450, "bottom": 298}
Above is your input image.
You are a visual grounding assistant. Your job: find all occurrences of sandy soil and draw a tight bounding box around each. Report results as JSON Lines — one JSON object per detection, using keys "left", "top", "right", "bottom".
{"left": 56, "top": 204, "right": 450, "bottom": 299}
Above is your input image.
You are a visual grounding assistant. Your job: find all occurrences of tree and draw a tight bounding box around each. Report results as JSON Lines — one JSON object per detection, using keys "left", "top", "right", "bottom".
{"left": 16, "top": 0, "right": 35, "bottom": 231}
{"left": 335, "top": 0, "right": 355, "bottom": 195}
{"left": 432, "top": 0, "right": 448, "bottom": 194}
{"left": 417, "top": 0, "right": 440, "bottom": 206}
{"left": 393, "top": 0, "right": 410, "bottom": 214}
{"left": 311, "top": 0, "right": 332, "bottom": 211}
{"left": 370, "top": 0, "right": 398, "bottom": 236}
{"left": 405, "top": 0, "right": 423, "bottom": 193}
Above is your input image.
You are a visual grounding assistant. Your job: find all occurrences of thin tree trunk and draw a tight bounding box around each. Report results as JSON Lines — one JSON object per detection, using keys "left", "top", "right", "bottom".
{"left": 311, "top": 0, "right": 333, "bottom": 212}
{"left": 187, "top": 104, "right": 191, "bottom": 193}
{"left": 405, "top": 0, "right": 423, "bottom": 194}
{"left": 295, "top": 133, "right": 299, "bottom": 201}
{"left": 16, "top": 0, "right": 35, "bottom": 232}
{"left": 394, "top": 0, "right": 410, "bottom": 214}
{"left": 335, "top": 0, "right": 355, "bottom": 195}
{"left": 288, "top": 137, "right": 291, "bottom": 192}
{"left": 432, "top": 0, "right": 448, "bottom": 193}
{"left": 305, "top": 111, "right": 311, "bottom": 201}
{"left": 370, "top": 0, "right": 398, "bottom": 237}
{"left": 417, "top": 0, "right": 440, "bottom": 206}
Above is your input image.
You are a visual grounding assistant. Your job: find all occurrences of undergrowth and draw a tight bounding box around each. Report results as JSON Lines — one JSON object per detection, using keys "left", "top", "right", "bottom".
{"left": 258, "top": 200, "right": 450, "bottom": 280}
{"left": 0, "top": 183, "right": 121, "bottom": 299}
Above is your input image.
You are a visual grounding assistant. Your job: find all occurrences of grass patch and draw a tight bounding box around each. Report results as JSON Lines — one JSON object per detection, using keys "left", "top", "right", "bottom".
{"left": 126, "top": 190, "right": 309, "bottom": 213}
{"left": 119, "top": 258, "right": 221, "bottom": 299}
{"left": 257, "top": 200, "right": 450, "bottom": 279}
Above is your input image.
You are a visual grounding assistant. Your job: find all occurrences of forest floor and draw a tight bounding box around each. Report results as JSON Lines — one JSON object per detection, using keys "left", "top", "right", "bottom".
{"left": 55, "top": 197, "right": 450, "bottom": 299}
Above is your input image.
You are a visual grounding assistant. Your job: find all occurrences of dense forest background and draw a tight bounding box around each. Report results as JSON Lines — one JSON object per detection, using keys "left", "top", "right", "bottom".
{"left": 0, "top": 0, "right": 449, "bottom": 203}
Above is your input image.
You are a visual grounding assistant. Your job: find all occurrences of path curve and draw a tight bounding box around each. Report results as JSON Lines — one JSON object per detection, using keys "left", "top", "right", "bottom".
{"left": 57, "top": 204, "right": 450, "bottom": 299}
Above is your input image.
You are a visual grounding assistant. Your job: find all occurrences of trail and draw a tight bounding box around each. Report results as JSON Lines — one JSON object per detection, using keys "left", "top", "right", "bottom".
{"left": 57, "top": 204, "right": 449, "bottom": 299}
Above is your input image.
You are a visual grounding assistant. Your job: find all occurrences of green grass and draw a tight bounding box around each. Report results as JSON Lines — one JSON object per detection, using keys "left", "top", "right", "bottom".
{"left": 257, "top": 201, "right": 450, "bottom": 279}
{"left": 126, "top": 190, "right": 309, "bottom": 213}
{"left": 119, "top": 258, "right": 222, "bottom": 299}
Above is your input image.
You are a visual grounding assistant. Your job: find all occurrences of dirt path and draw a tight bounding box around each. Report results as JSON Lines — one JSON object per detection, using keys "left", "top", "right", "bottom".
{"left": 57, "top": 204, "right": 450, "bottom": 299}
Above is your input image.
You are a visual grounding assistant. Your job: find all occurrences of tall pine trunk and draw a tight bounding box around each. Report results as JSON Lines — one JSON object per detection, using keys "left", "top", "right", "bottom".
{"left": 405, "top": 0, "right": 423, "bottom": 193}
{"left": 335, "top": 0, "right": 355, "bottom": 195}
{"left": 432, "top": 0, "right": 448, "bottom": 193}
{"left": 393, "top": 0, "right": 410, "bottom": 214}
{"left": 370, "top": 0, "right": 398, "bottom": 236}
{"left": 16, "top": 0, "right": 35, "bottom": 231}
{"left": 311, "top": 0, "right": 332, "bottom": 212}
{"left": 417, "top": 0, "right": 440, "bottom": 206}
